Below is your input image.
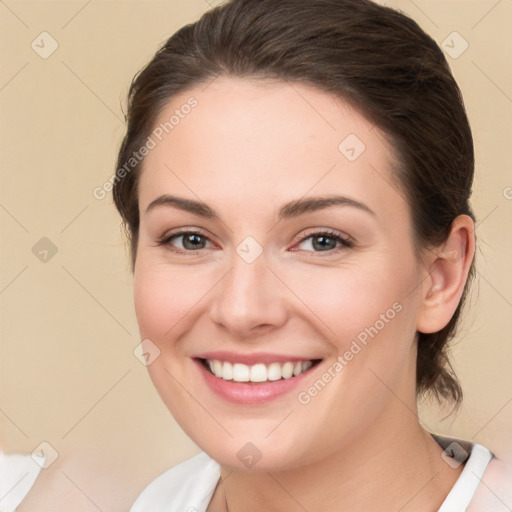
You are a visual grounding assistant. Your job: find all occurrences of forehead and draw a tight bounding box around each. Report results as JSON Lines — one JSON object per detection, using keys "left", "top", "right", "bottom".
{"left": 138, "top": 77, "right": 403, "bottom": 217}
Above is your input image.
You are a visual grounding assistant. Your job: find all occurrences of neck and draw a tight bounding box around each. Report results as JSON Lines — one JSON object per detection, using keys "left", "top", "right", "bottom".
{"left": 210, "top": 404, "right": 463, "bottom": 512}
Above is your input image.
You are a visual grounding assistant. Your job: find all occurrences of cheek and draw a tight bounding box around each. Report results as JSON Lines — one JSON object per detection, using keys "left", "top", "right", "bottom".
{"left": 284, "top": 253, "right": 421, "bottom": 404}
{"left": 133, "top": 259, "right": 203, "bottom": 421}
{"left": 133, "top": 258, "right": 209, "bottom": 341}
{"left": 287, "top": 264, "right": 419, "bottom": 439}
{"left": 133, "top": 269, "right": 176, "bottom": 340}
{"left": 287, "top": 259, "right": 416, "bottom": 344}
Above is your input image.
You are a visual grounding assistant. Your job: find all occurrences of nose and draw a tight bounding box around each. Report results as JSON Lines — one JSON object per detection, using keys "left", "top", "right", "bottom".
{"left": 208, "top": 252, "right": 289, "bottom": 339}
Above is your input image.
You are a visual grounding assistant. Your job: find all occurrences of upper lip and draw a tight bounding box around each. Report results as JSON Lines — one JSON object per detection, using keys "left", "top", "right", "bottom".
{"left": 194, "top": 351, "right": 322, "bottom": 366}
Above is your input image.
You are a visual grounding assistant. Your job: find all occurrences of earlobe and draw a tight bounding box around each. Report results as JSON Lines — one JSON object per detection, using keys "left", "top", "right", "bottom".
{"left": 416, "top": 215, "right": 475, "bottom": 334}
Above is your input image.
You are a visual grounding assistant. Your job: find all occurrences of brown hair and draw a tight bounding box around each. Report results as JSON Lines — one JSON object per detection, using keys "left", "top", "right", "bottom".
{"left": 113, "top": 0, "right": 475, "bottom": 407}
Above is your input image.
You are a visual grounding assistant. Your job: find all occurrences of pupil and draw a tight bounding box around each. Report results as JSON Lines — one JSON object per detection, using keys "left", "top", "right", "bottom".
{"left": 184, "top": 234, "right": 204, "bottom": 250}
{"left": 313, "top": 235, "right": 335, "bottom": 251}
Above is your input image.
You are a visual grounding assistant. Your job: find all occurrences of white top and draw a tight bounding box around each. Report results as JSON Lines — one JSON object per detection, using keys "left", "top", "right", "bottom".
{"left": 130, "top": 435, "right": 504, "bottom": 512}
{"left": 0, "top": 451, "right": 45, "bottom": 512}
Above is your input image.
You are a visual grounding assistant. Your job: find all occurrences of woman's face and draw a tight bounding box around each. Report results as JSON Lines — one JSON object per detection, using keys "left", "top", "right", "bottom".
{"left": 134, "top": 77, "right": 428, "bottom": 470}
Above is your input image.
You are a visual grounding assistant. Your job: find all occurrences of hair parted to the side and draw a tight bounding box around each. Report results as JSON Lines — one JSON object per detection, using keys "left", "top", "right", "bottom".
{"left": 113, "top": 0, "right": 476, "bottom": 408}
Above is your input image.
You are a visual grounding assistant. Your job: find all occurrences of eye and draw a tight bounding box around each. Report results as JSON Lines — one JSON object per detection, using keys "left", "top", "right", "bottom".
{"left": 157, "top": 230, "right": 214, "bottom": 253}
{"left": 294, "top": 230, "right": 353, "bottom": 253}
{"left": 156, "top": 228, "right": 352, "bottom": 255}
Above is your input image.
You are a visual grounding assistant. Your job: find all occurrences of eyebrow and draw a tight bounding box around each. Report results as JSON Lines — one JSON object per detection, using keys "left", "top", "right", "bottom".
{"left": 145, "top": 194, "right": 375, "bottom": 220}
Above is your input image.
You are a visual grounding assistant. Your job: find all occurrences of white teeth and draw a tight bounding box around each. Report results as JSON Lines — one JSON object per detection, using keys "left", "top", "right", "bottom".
{"left": 232, "top": 363, "right": 250, "bottom": 382}
{"left": 222, "top": 361, "right": 233, "bottom": 380}
{"left": 267, "top": 362, "right": 282, "bottom": 381}
{"left": 205, "top": 359, "right": 315, "bottom": 382}
{"left": 212, "top": 360, "right": 222, "bottom": 375}
{"left": 282, "top": 362, "right": 294, "bottom": 379}
{"left": 250, "top": 364, "right": 267, "bottom": 382}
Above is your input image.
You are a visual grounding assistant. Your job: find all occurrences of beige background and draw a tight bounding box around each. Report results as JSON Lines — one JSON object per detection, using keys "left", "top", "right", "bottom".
{"left": 1, "top": 0, "right": 511, "bottom": 510}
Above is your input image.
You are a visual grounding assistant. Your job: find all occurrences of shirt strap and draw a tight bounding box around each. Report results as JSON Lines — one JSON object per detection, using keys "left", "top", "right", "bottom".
{"left": 434, "top": 436, "right": 493, "bottom": 512}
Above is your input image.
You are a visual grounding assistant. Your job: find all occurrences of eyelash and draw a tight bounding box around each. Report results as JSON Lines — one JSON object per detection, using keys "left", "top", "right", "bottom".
{"left": 156, "top": 229, "right": 354, "bottom": 256}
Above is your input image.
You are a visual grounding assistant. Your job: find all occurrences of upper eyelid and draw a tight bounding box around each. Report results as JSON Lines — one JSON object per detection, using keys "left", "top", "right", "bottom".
{"left": 295, "top": 227, "right": 351, "bottom": 241}
{"left": 161, "top": 227, "right": 348, "bottom": 241}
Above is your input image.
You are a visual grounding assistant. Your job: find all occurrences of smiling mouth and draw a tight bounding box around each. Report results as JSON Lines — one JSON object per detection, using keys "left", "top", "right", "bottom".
{"left": 198, "top": 358, "right": 322, "bottom": 383}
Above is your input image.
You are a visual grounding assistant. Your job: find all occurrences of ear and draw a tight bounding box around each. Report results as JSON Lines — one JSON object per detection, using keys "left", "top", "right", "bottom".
{"left": 416, "top": 215, "right": 476, "bottom": 334}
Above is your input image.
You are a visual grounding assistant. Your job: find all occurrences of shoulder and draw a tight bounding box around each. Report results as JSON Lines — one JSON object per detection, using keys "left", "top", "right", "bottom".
{"left": 469, "top": 455, "right": 512, "bottom": 512}
{"left": 130, "top": 451, "right": 221, "bottom": 512}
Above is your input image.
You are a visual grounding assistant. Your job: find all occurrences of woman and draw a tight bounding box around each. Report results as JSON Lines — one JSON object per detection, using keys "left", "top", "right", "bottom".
{"left": 113, "top": 0, "right": 511, "bottom": 510}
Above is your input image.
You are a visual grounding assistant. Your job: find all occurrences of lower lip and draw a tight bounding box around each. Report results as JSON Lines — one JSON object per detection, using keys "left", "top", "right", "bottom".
{"left": 194, "top": 359, "right": 316, "bottom": 405}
